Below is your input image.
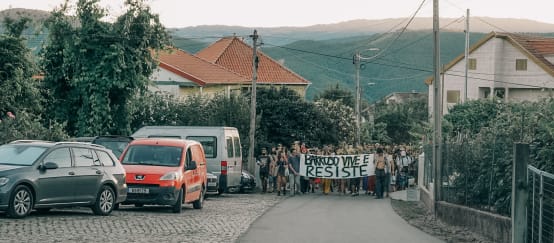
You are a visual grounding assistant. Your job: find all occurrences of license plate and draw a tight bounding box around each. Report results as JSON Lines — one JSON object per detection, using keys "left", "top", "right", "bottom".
{"left": 128, "top": 187, "right": 149, "bottom": 194}
{"left": 208, "top": 182, "right": 217, "bottom": 187}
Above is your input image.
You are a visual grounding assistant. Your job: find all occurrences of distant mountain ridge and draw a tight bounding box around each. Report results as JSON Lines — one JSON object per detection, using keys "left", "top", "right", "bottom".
{"left": 170, "top": 17, "right": 554, "bottom": 45}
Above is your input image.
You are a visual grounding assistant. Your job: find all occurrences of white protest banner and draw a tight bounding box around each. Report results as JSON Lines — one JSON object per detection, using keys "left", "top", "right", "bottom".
{"left": 299, "top": 153, "right": 375, "bottom": 179}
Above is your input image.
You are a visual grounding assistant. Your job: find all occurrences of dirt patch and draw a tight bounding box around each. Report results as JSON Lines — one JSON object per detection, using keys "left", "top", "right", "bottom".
{"left": 390, "top": 199, "right": 495, "bottom": 243}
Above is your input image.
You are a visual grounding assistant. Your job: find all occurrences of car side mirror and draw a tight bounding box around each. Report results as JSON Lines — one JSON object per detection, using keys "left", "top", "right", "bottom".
{"left": 186, "top": 161, "right": 197, "bottom": 170}
{"left": 39, "top": 162, "right": 59, "bottom": 171}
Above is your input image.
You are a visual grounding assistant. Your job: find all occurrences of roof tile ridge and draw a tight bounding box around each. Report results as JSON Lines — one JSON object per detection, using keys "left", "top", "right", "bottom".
{"left": 232, "top": 38, "right": 311, "bottom": 84}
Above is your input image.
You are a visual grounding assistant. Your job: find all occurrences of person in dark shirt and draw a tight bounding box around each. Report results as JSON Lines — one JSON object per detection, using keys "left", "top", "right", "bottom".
{"left": 257, "top": 147, "right": 270, "bottom": 193}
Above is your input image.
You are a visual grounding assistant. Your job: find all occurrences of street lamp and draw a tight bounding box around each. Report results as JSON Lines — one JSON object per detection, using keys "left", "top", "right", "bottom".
{"left": 353, "top": 48, "right": 380, "bottom": 147}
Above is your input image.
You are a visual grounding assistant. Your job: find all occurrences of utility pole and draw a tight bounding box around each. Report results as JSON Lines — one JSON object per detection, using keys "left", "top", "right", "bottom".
{"left": 464, "top": 9, "right": 470, "bottom": 102}
{"left": 247, "top": 30, "right": 260, "bottom": 175}
{"left": 354, "top": 52, "right": 361, "bottom": 147}
{"left": 432, "top": 0, "right": 443, "bottom": 213}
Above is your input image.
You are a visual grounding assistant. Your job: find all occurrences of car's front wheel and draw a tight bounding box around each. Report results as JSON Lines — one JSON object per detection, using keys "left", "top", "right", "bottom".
{"left": 92, "top": 185, "right": 115, "bottom": 216}
{"left": 7, "top": 185, "right": 34, "bottom": 218}
{"left": 193, "top": 186, "right": 204, "bottom": 209}
{"left": 172, "top": 188, "right": 183, "bottom": 213}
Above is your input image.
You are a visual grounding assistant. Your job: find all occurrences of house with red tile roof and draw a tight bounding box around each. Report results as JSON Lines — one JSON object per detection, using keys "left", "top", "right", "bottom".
{"left": 196, "top": 36, "right": 311, "bottom": 97}
{"left": 151, "top": 47, "right": 250, "bottom": 97}
{"left": 151, "top": 36, "right": 311, "bottom": 99}
{"left": 426, "top": 32, "right": 554, "bottom": 115}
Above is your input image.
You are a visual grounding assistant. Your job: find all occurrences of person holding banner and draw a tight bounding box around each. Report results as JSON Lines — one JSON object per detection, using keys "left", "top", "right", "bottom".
{"left": 374, "top": 147, "right": 388, "bottom": 199}
{"left": 320, "top": 148, "right": 332, "bottom": 195}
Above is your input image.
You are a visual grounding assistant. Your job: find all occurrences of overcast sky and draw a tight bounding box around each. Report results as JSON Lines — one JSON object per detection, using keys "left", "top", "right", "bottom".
{"left": 2, "top": 0, "right": 554, "bottom": 27}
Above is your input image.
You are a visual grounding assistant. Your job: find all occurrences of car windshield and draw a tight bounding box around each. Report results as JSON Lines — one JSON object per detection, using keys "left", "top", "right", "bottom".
{"left": 0, "top": 145, "right": 47, "bottom": 166}
{"left": 93, "top": 140, "right": 129, "bottom": 158}
{"left": 121, "top": 145, "right": 182, "bottom": 167}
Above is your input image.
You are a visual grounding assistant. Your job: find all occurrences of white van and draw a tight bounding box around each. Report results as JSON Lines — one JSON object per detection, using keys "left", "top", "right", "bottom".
{"left": 132, "top": 126, "right": 242, "bottom": 193}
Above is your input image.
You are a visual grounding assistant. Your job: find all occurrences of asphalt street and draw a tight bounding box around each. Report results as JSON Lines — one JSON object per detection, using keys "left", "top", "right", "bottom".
{"left": 237, "top": 193, "right": 443, "bottom": 243}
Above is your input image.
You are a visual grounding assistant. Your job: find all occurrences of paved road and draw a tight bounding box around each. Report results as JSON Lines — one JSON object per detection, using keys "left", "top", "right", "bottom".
{"left": 0, "top": 193, "right": 283, "bottom": 243}
{"left": 237, "top": 193, "right": 444, "bottom": 243}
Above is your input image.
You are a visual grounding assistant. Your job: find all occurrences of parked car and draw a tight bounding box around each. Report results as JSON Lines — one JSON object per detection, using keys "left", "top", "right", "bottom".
{"left": 91, "top": 135, "right": 133, "bottom": 158}
{"left": 239, "top": 170, "right": 256, "bottom": 193}
{"left": 132, "top": 126, "right": 243, "bottom": 194}
{"left": 0, "top": 140, "right": 127, "bottom": 218}
{"left": 205, "top": 172, "right": 220, "bottom": 197}
{"left": 119, "top": 138, "right": 207, "bottom": 213}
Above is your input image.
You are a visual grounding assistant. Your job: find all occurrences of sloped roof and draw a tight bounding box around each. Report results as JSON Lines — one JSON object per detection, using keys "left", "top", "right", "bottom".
{"left": 155, "top": 48, "right": 249, "bottom": 85}
{"left": 425, "top": 32, "right": 554, "bottom": 85}
{"left": 196, "top": 36, "right": 311, "bottom": 85}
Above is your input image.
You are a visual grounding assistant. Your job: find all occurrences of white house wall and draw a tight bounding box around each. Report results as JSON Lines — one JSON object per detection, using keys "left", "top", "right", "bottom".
{"left": 149, "top": 68, "right": 197, "bottom": 96}
{"left": 434, "top": 36, "right": 554, "bottom": 116}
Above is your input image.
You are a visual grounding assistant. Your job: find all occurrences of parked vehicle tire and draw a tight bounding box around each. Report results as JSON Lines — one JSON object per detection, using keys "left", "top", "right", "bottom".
{"left": 193, "top": 186, "right": 204, "bottom": 209}
{"left": 92, "top": 185, "right": 115, "bottom": 216}
{"left": 7, "top": 185, "right": 34, "bottom": 218}
{"left": 172, "top": 188, "right": 183, "bottom": 213}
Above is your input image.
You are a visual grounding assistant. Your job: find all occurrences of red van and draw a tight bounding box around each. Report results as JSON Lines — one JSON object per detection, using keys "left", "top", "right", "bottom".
{"left": 119, "top": 138, "right": 207, "bottom": 213}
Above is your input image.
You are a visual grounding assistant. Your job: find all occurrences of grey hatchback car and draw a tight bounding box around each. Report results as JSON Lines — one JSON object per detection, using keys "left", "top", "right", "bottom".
{"left": 0, "top": 140, "right": 127, "bottom": 218}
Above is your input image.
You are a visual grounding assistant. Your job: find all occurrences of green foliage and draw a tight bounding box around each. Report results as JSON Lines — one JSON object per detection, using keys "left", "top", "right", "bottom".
{"left": 372, "top": 96, "right": 428, "bottom": 144}
{"left": 40, "top": 0, "right": 170, "bottom": 137}
{"left": 0, "top": 18, "right": 41, "bottom": 115}
{"left": 0, "top": 111, "right": 68, "bottom": 144}
{"left": 441, "top": 99, "right": 554, "bottom": 215}
{"left": 313, "top": 83, "right": 355, "bottom": 108}
{"left": 0, "top": 17, "right": 66, "bottom": 144}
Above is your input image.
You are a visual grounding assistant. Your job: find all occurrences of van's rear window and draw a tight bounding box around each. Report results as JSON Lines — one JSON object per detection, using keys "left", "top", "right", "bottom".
{"left": 186, "top": 136, "right": 216, "bottom": 158}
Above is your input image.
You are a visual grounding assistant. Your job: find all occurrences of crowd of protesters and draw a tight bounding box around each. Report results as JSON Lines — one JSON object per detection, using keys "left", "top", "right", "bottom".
{"left": 256, "top": 141, "right": 420, "bottom": 198}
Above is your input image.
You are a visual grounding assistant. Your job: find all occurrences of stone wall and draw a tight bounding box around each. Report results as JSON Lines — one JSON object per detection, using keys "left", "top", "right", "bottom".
{"left": 436, "top": 201, "right": 511, "bottom": 243}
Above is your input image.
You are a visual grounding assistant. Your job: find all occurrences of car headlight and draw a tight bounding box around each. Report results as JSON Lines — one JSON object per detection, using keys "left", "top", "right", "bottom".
{"left": 0, "top": 177, "right": 9, "bottom": 186}
{"left": 160, "top": 172, "right": 179, "bottom": 181}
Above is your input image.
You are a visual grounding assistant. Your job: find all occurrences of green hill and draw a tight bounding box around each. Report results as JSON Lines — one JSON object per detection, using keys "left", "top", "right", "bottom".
{"left": 172, "top": 31, "right": 486, "bottom": 101}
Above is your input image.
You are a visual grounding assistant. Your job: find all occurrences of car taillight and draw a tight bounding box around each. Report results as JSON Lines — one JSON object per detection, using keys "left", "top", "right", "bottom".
{"left": 221, "top": 161, "right": 228, "bottom": 175}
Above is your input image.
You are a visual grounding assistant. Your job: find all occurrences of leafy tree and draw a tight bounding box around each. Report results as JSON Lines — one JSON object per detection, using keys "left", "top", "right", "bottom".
{"left": 371, "top": 96, "right": 428, "bottom": 144}
{"left": 314, "top": 99, "right": 356, "bottom": 146}
{"left": 40, "top": 0, "right": 170, "bottom": 136}
{"left": 314, "top": 83, "right": 355, "bottom": 108}
{"left": 0, "top": 17, "right": 67, "bottom": 143}
{"left": 0, "top": 17, "right": 41, "bottom": 116}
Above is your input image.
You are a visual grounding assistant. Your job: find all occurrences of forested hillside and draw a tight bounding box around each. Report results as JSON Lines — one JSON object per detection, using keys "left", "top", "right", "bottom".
{"left": 172, "top": 31, "right": 486, "bottom": 101}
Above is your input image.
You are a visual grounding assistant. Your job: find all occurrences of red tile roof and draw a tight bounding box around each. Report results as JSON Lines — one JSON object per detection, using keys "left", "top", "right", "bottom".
{"left": 155, "top": 48, "right": 249, "bottom": 85}
{"left": 196, "top": 37, "right": 311, "bottom": 85}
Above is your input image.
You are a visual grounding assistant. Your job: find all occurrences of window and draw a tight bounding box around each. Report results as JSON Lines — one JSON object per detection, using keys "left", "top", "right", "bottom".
{"left": 186, "top": 148, "right": 193, "bottom": 169}
{"left": 446, "top": 90, "right": 460, "bottom": 103}
{"left": 516, "top": 59, "right": 527, "bottom": 71}
{"left": 73, "top": 148, "right": 95, "bottom": 167}
{"left": 96, "top": 150, "right": 115, "bottom": 166}
{"left": 468, "top": 58, "right": 477, "bottom": 70}
{"left": 186, "top": 136, "right": 216, "bottom": 158}
{"left": 233, "top": 137, "right": 241, "bottom": 158}
{"left": 494, "top": 88, "right": 505, "bottom": 99}
{"left": 43, "top": 148, "right": 72, "bottom": 168}
{"left": 226, "top": 137, "right": 234, "bottom": 158}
